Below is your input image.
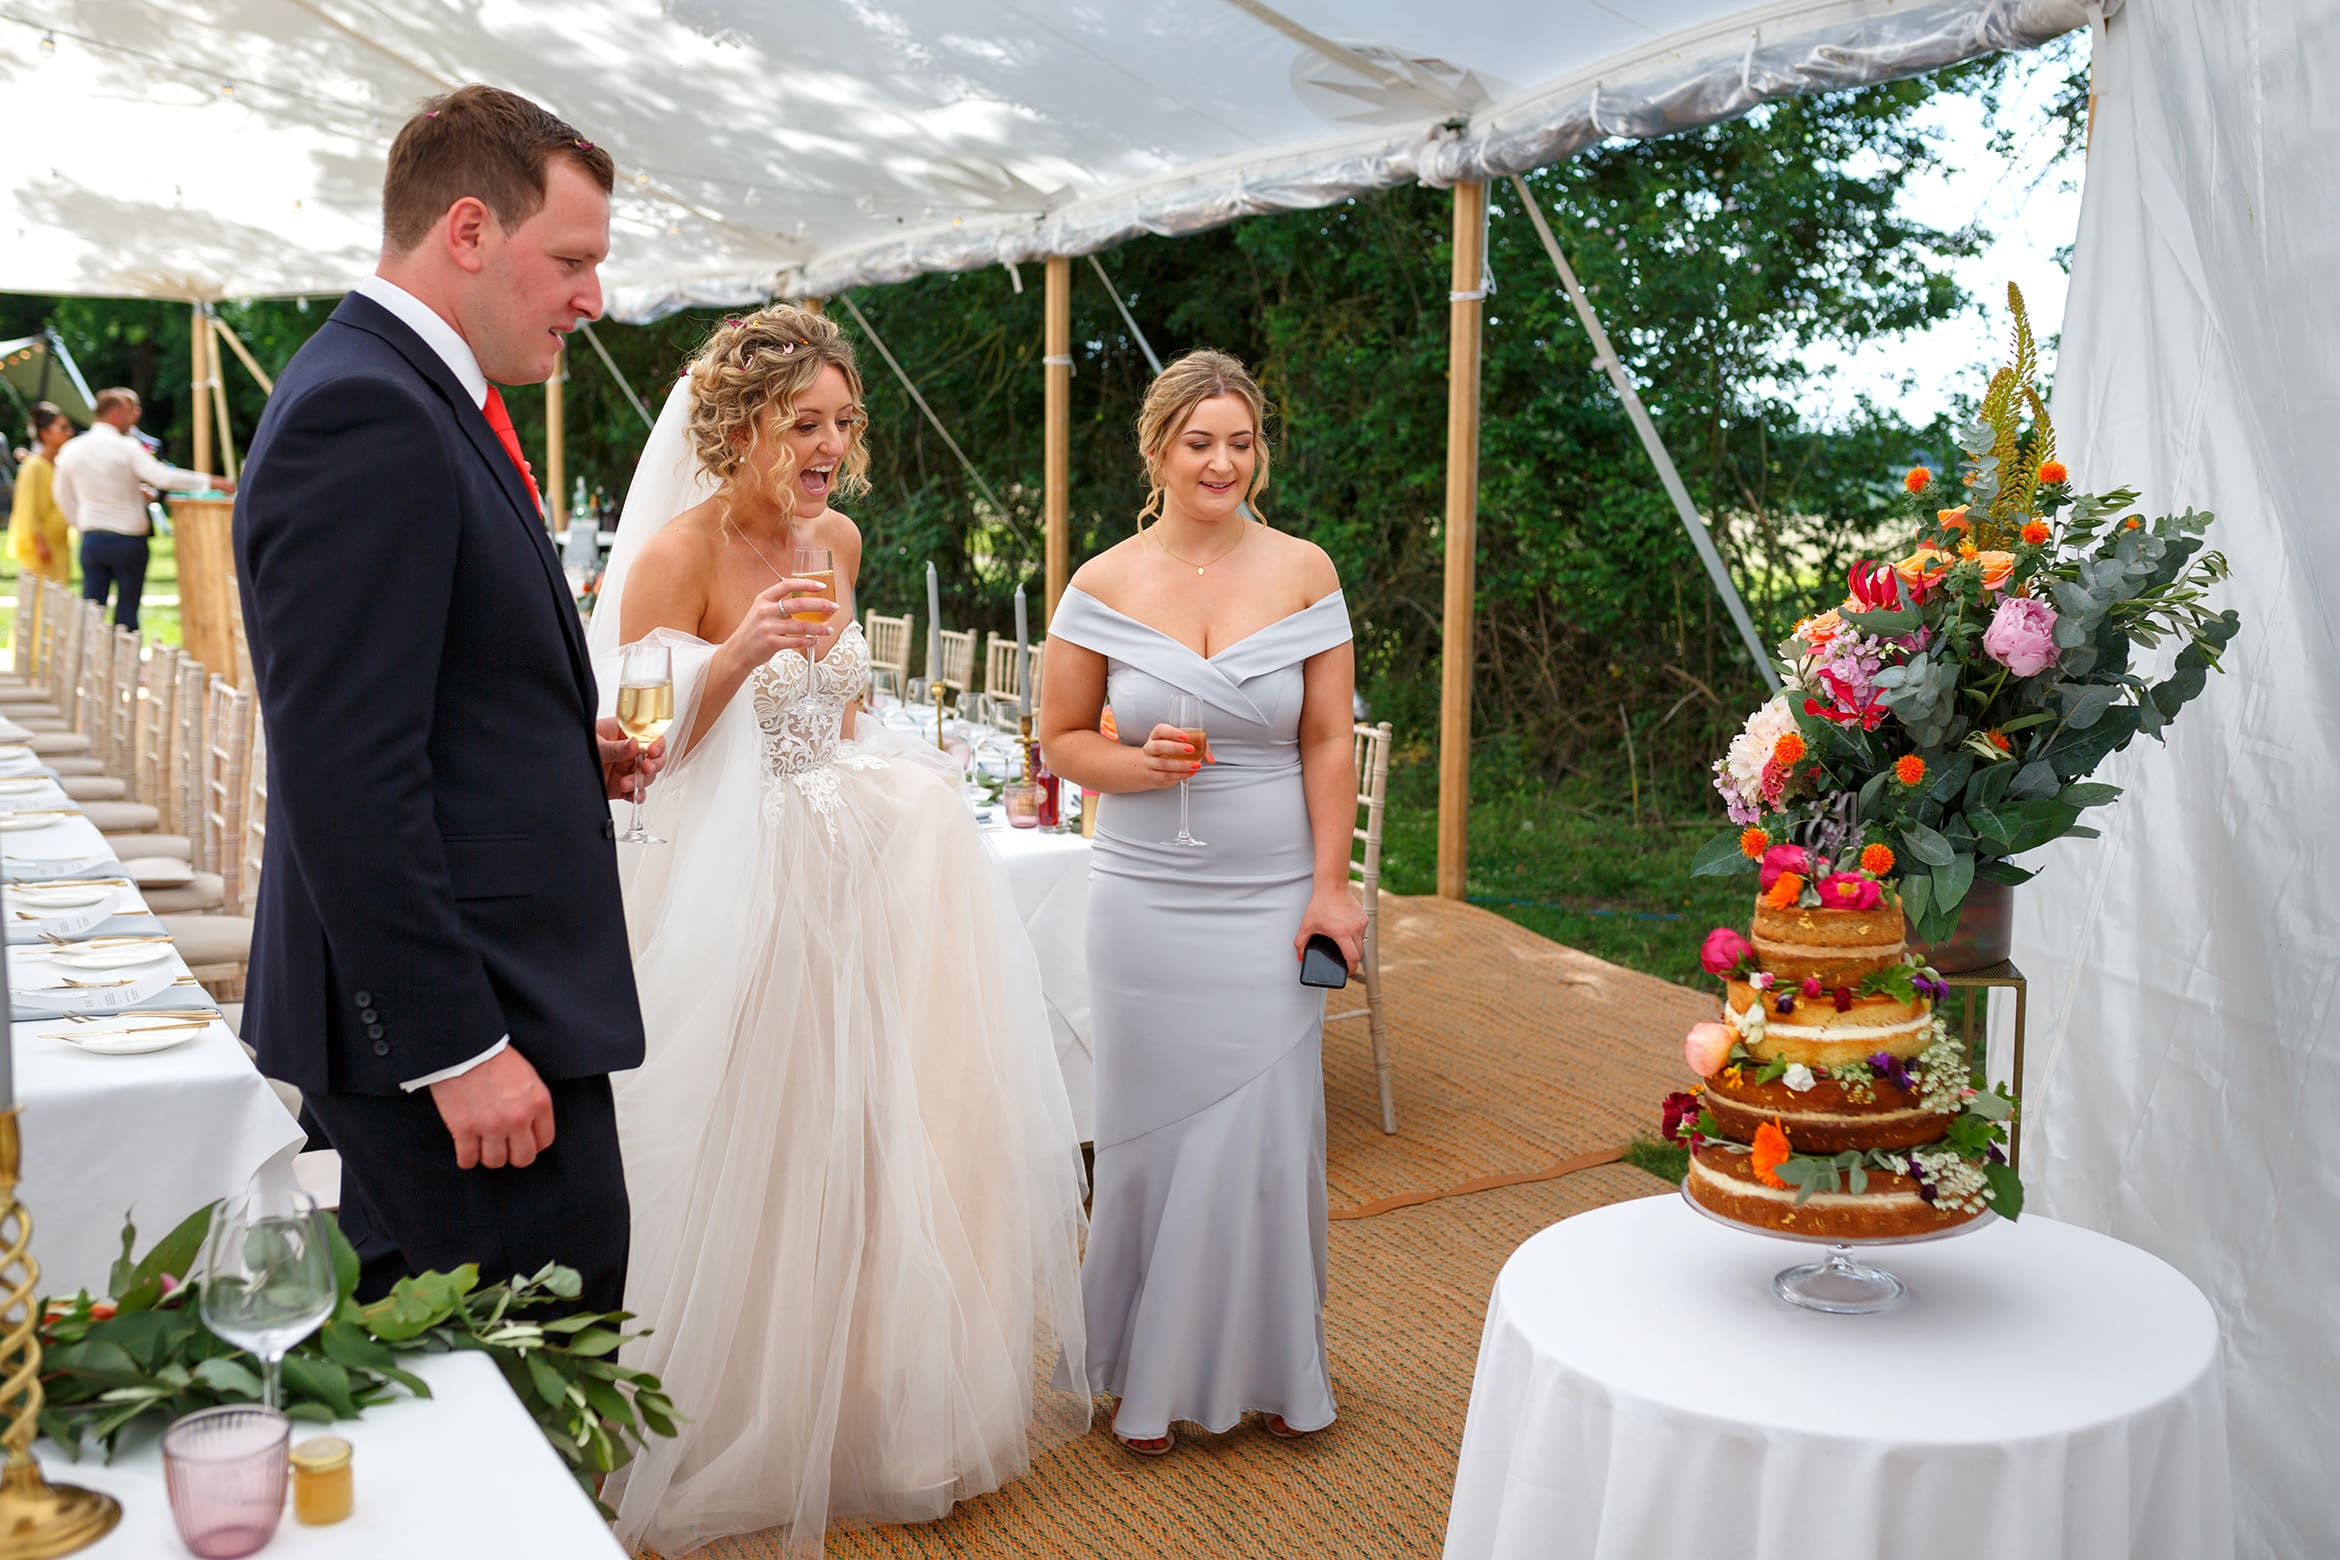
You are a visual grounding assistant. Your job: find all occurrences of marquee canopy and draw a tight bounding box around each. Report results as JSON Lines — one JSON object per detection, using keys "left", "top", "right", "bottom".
{"left": 3, "top": 0, "right": 2105, "bottom": 321}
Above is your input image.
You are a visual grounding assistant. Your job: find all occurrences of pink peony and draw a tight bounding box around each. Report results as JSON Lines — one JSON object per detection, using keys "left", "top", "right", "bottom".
{"left": 1816, "top": 872, "right": 1884, "bottom": 911}
{"left": 1700, "top": 927, "right": 1754, "bottom": 978}
{"left": 1982, "top": 596, "right": 2060, "bottom": 678}
{"left": 1685, "top": 1021, "right": 1735, "bottom": 1078}
{"left": 1757, "top": 843, "right": 1811, "bottom": 892}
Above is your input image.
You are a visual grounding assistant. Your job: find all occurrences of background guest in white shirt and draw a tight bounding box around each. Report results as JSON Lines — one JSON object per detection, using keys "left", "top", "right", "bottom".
{"left": 51, "top": 386, "right": 230, "bottom": 630}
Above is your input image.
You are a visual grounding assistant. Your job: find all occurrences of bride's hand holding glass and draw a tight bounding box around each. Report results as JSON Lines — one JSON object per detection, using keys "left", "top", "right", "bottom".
{"left": 722, "top": 577, "right": 838, "bottom": 674}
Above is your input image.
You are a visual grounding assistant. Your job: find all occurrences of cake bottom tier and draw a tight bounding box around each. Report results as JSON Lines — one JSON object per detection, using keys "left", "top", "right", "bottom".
{"left": 1686, "top": 1143, "right": 1987, "bottom": 1241}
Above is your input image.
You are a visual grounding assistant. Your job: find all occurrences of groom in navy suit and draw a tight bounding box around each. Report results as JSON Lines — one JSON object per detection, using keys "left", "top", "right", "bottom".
{"left": 235, "top": 86, "right": 656, "bottom": 1312}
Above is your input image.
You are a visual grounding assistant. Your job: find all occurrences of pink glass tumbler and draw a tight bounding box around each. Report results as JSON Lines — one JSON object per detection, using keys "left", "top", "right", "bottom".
{"left": 162, "top": 1405, "right": 291, "bottom": 1557}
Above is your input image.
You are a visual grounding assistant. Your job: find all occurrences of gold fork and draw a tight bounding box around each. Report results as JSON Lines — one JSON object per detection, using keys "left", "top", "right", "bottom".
{"left": 59, "top": 1009, "right": 220, "bottom": 1024}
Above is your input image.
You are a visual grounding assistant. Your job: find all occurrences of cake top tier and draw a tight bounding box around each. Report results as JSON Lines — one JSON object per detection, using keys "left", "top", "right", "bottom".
{"left": 1749, "top": 898, "right": 1908, "bottom": 985}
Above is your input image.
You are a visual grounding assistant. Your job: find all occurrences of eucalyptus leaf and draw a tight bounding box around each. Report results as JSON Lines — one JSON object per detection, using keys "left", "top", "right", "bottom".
{"left": 1691, "top": 829, "right": 1759, "bottom": 878}
{"left": 1899, "top": 823, "right": 1955, "bottom": 867}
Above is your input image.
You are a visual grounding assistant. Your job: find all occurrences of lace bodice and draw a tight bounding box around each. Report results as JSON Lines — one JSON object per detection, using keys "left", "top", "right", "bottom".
{"left": 750, "top": 621, "right": 869, "bottom": 776}
{"left": 749, "top": 622, "right": 881, "bottom": 835}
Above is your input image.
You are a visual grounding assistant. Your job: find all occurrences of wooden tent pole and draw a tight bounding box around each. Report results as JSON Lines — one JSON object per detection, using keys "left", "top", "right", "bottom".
{"left": 208, "top": 341, "right": 238, "bottom": 482}
{"left": 211, "top": 316, "right": 275, "bottom": 395}
{"left": 190, "top": 304, "right": 212, "bottom": 478}
{"left": 545, "top": 343, "right": 566, "bottom": 533}
{"left": 1436, "top": 181, "right": 1488, "bottom": 901}
{"left": 1043, "top": 255, "right": 1071, "bottom": 618}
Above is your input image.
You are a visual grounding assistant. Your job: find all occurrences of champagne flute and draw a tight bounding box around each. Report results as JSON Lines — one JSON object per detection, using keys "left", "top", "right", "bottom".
{"left": 791, "top": 546, "right": 837, "bottom": 625}
{"left": 616, "top": 639, "right": 673, "bottom": 845}
{"left": 198, "top": 1186, "right": 337, "bottom": 1413}
{"left": 1165, "top": 692, "right": 1208, "bottom": 848}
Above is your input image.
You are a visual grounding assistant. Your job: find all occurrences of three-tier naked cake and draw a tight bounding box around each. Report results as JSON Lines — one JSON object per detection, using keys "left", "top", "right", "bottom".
{"left": 1666, "top": 852, "right": 2021, "bottom": 1239}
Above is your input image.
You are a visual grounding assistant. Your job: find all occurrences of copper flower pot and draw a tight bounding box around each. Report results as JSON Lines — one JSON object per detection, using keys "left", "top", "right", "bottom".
{"left": 1913, "top": 875, "right": 2014, "bottom": 974}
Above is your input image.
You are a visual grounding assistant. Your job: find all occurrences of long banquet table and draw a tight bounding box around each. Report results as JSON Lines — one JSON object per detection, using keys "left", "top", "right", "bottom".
{"left": 45, "top": 1348, "right": 626, "bottom": 1556}
{"left": 1, "top": 755, "right": 303, "bottom": 1297}
{"left": 1442, "top": 1193, "right": 2233, "bottom": 1560}
{"left": 980, "top": 820, "right": 1094, "bottom": 1140}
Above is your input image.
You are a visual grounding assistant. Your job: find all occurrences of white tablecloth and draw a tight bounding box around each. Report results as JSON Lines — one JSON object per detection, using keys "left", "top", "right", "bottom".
{"left": 4, "top": 805, "right": 304, "bottom": 1297}
{"left": 46, "top": 1349, "right": 625, "bottom": 1556}
{"left": 981, "top": 824, "right": 1093, "bottom": 1140}
{"left": 1444, "top": 1194, "right": 2231, "bottom": 1560}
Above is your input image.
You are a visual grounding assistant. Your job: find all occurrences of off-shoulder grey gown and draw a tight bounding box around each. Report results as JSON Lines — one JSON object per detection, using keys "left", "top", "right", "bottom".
{"left": 1049, "top": 584, "right": 1352, "bottom": 1440}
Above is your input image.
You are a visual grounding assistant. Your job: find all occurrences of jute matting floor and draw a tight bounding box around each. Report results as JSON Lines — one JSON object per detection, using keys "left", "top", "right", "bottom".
{"left": 666, "top": 896, "right": 1706, "bottom": 1559}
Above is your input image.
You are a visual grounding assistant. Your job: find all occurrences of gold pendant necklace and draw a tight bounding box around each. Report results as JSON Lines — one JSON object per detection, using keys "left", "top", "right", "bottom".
{"left": 1149, "top": 518, "right": 1250, "bottom": 576}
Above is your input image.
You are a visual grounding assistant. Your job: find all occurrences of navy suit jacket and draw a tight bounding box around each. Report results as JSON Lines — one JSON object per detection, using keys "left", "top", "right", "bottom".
{"left": 233, "top": 293, "right": 644, "bottom": 1096}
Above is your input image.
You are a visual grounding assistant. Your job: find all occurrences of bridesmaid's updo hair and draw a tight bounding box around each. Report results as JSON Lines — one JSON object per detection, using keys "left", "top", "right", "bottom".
{"left": 1135, "top": 349, "right": 1271, "bottom": 527}
{"left": 686, "top": 304, "right": 872, "bottom": 521}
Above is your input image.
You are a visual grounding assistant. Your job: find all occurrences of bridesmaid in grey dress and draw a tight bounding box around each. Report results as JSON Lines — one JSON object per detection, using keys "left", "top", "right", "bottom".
{"left": 1040, "top": 350, "right": 1366, "bottom": 1454}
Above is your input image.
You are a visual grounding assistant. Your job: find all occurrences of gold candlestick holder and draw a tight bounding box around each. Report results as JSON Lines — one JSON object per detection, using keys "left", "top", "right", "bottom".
{"left": 1018, "top": 714, "right": 1038, "bottom": 781}
{"left": 930, "top": 683, "right": 949, "bottom": 750}
{"left": 0, "top": 1110, "right": 120, "bottom": 1558}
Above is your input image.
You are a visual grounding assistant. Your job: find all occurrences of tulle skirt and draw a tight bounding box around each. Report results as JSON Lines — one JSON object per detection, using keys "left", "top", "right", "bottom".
{"left": 603, "top": 716, "right": 1089, "bottom": 1558}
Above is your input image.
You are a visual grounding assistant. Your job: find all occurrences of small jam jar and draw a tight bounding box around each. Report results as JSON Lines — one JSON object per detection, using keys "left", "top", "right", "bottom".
{"left": 288, "top": 1434, "right": 354, "bottom": 1525}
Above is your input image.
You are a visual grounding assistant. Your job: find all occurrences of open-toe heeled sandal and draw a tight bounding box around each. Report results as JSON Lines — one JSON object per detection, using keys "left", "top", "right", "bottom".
{"left": 1115, "top": 1430, "right": 1174, "bottom": 1456}
{"left": 1264, "top": 1415, "right": 1311, "bottom": 1440}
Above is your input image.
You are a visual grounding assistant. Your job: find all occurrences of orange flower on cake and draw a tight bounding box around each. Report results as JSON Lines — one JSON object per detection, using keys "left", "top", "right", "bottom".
{"left": 1860, "top": 842, "right": 1895, "bottom": 875}
{"left": 1738, "top": 827, "right": 1770, "bottom": 860}
{"left": 1751, "top": 1119, "right": 1793, "bottom": 1188}
{"left": 1760, "top": 871, "right": 1806, "bottom": 910}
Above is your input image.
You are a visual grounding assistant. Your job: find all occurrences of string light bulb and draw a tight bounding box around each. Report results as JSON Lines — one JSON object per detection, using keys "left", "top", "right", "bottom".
{"left": 39, "top": 29, "right": 56, "bottom": 55}
{"left": 220, "top": 80, "right": 236, "bottom": 98}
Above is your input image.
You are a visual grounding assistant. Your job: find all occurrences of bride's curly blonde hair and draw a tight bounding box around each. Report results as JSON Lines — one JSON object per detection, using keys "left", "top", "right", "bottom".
{"left": 685, "top": 304, "right": 872, "bottom": 522}
{"left": 1135, "top": 349, "right": 1272, "bottom": 527}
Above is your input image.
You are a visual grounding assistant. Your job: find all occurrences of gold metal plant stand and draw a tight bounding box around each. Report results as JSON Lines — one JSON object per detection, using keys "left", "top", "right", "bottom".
{"left": 1941, "top": 962, "right": 2028, "bottom": 1173}
{"left": 0, "top": 1110, "right": 120, "bottom": 1557}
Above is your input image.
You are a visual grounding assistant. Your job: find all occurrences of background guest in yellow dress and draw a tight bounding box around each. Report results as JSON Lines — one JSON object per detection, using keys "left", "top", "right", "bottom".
{"left": 9, "top": 402, "right": 75, "bottom": 584}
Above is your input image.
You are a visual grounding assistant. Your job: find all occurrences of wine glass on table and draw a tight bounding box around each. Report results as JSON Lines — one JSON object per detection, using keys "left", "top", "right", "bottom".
{"left": 198, "top": 1183, "right": 337, "bottom": 1413}
{"left": 791, "top": 546, "right": 837, "bottom": 626}
{"left": 615, "top": 639, "right": 674, "bottom": 845}
{"left": 1164, "top": 693, "right": 1208, "bottom": 848}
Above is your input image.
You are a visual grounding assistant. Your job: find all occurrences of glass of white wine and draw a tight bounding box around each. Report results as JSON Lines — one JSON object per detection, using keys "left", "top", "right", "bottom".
{"left": 792, "top": 546, "right": 836, "bottom": 627}
{"left": 616, "top": 639, "right": 674, "bottom": 845}
{"left": 1164, "top": 692, "right": 1207, "bottom": 848}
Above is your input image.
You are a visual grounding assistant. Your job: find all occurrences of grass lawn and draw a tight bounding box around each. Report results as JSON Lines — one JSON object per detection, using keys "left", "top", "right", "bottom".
{"left": 1378, "top": 755, "right": 1745, "bottom": 991}
{"left": 0, "top": 529, "right": 183, "bottom": 666}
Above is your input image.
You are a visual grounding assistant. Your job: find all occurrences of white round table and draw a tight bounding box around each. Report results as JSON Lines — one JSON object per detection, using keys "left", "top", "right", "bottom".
{"left": 1442, "top": 1194, "right": 2230, "bottom": 1560}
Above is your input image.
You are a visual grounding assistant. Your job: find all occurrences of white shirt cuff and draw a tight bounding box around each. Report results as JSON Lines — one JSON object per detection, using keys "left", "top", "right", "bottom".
{"left": 400, "top": 1036, "right": 510, "bottom": 1092}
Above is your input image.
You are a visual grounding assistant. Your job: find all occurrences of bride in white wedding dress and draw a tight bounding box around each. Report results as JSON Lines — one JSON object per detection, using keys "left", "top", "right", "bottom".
{"left": 585, "top": 306, "right": 1089, "bottom": 1558}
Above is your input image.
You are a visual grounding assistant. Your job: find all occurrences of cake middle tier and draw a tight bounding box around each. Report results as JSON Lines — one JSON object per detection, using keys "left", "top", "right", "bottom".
{"left": 1724, "top": 985, "right": 1935, "bottom": 1068}
{"left": 1701, "top": 1066, "right": 1950, "bottom": 1153}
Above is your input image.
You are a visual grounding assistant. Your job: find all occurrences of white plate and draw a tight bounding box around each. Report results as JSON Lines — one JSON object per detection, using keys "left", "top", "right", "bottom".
{"left": 38, "top": 944, "right": 176, "bottom": 973}
{"left": 46, "top": 1020, "right": 213, "bottom": 1056}
{"left": 0, "top": 814, "right": 71, "bottom": 834}
{"left": 4, "top": 854, "right": 112, "bottom": 878}
{"left": 0, "top": 778, "right": 51, "bottom": 797}
{"left": 6, "top": 885, "right": 118, "bottom": 912}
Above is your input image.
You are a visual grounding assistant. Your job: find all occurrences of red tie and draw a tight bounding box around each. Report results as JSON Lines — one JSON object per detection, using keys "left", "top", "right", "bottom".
{"left": 481, "top": 385, "right": 542, "bottom": 513}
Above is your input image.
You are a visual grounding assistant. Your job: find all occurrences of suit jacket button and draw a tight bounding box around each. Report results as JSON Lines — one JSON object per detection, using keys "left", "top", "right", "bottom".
{"left": 366, "top": 1024, "right": 385, "bottom": 1039}
{"left": 353, "top": 990, "right": 373, "bottom": 1007}
{"left": 602, "top": 817, "right": 616, "bottom": 840}
{"left": 371, "top": 1040, "right": 390, "bottom": 1057}
{"left": 360, "top": 1009, "right": 378, "bottom": 1024}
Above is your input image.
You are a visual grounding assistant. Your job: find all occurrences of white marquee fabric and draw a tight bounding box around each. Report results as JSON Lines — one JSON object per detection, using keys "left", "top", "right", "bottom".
{"left": 3, "top": 0, "right": 2103, "bottom": 321}
{"left": 2024, "top": 2, "right": 2340, "bottom": 1555}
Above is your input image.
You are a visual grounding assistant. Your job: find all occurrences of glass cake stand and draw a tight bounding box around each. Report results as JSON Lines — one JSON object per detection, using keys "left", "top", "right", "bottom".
{"left": 1679, "top": 1182, "right": 1998, "bottom": 1314}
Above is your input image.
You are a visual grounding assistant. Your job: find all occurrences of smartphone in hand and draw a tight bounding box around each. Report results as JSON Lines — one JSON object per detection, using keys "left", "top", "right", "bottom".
{"left": 1299, "top": 933, "right": 1349, "bottom": 989}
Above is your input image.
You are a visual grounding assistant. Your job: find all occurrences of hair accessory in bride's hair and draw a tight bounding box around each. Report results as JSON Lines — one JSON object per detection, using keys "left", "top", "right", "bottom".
{"left": 779, "top": 340, "right": 798, "bottom": 355}
{"left": 723, "top": 317, "right": 743, "bottom": 328}
{"left": 575, "top": 138, "right": 596, "bottom": 152}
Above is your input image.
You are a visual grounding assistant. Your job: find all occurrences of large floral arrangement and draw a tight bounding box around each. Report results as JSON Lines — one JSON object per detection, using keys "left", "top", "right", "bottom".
{"left": 1693, "top": 285, "right": 2240, "bottom": 944}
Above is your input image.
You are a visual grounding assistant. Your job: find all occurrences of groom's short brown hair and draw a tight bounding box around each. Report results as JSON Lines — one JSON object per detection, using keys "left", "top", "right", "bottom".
{"left": 381, "top": 84, "right": 616, "bottom": 254}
